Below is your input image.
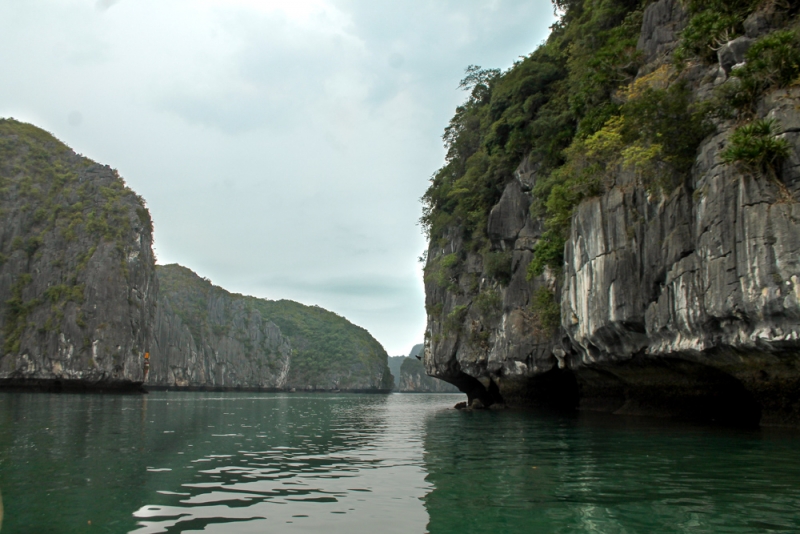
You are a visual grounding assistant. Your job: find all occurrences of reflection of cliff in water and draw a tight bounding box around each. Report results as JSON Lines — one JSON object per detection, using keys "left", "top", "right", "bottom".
{"left": 130, "top": 393, "right": 431, "bottom": 533}
{"left": 421, "top": 409, "right": 800, "bottom": 533}
{"left": 0, "top": 393, "right": 161, "bottom": 532}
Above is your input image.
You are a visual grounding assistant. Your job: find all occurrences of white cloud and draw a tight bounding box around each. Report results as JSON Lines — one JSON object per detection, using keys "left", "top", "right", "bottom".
{"left": 202, "top": 0, "right": 340, "bottom": 20}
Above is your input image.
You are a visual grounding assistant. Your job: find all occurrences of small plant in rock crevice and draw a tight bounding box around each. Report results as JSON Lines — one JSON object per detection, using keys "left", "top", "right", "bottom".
{"left": 531, "top": 287, "right": 561, "bottom": 336}
{"left": 722, "top": 118, "right": 791, "bottom": 184}
{"left": 444, "top": 305, "right": 469, "bottom": 335}
{"left": 483, "top": 250, "right": 513, "bottom": 286}
{"left": 714, "top": 30, "right": 800, "bottom": 119}
{"left": 675, "top": 0, "right": 761, "bottom": 63}
{"left": 424, "top": 253, "right": 461, "bottom": 290}
{"left": 474, "top": 289, "right": 503, "bottom": 322}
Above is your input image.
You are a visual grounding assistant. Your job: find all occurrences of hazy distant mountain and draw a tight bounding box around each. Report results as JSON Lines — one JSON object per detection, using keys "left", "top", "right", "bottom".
{"left": 390, "top": 343, "right": 458, "bottom": 393}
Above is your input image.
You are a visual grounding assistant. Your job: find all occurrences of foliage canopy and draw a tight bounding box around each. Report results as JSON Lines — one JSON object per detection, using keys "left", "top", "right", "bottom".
{"left": 422, "top": 0, "right": 799, "bottom": 284}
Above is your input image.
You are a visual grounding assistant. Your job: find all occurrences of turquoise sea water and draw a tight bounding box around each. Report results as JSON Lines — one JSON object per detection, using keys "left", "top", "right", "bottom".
{"left": 1, "top": 392, "right": 799, "bottom": 533}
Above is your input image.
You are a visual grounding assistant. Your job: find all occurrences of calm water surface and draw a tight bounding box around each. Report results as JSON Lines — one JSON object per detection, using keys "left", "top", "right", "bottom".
{"left": 1, "top": 392, "right": 799, "bottom": 533}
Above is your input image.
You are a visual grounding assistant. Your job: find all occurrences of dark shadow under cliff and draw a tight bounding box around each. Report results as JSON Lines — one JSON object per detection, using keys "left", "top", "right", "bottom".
{"left": 443, "top": 355, "right": 783, "bottom": 428}
{"left": 0, "top": 378, "right": 146, "bottom": 394}
{"left": 574, "top": 356, "right": 765, "bottom": 428}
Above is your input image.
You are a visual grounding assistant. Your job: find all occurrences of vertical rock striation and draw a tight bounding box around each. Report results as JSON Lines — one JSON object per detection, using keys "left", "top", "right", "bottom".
{"left": 150, "top": 264, "right": 393, "bottom": 392}
{"left": 422, "top": 0, "right": 800, "bottom": 425}
{"left": 0, "top": 120, "right": 156, "bottom": 389}
{"left": 562, "top": 86, "right": 800, "bottom": 425}
{"left": 149, "top": 265, "right": 291, "bottom": 389}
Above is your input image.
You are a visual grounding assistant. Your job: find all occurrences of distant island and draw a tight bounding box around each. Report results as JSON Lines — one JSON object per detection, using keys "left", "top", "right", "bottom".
{"left": 150, "top": 264, "right": 393, "bottom": 392}
{"left": 388, "top": 344, "right": 458, "bottom": 393}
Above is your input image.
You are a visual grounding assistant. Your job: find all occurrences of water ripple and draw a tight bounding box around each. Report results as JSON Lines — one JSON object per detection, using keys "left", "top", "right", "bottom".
{"left": 2, "top": 392, "right": 800, "bottom": 533}
{"left": 126, "top": 393, "right": 444, "bottom": 533}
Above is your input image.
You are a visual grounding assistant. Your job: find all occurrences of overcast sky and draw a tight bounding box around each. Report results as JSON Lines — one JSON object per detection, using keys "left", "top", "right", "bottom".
{"left": 0, "top": 0, "right": 555, "bottom": 356}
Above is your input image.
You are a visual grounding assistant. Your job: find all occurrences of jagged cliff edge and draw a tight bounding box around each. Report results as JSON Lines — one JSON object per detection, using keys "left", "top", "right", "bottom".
{"left": 423, "top": 0, "right": 800, "bottom": 425}
{"left": 0, "top": 119, "right": 156, "bottom": 390}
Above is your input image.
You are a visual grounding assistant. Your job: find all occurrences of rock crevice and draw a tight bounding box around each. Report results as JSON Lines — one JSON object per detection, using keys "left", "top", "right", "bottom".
{"left": 422, "top": 0, "right": 800, "bottom": 425}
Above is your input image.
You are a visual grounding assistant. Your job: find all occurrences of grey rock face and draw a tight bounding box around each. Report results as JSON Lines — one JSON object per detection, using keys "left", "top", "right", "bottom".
{"left": 561, "top": 88, "right": 800, "bottom": 425}
{"left": 423, "top": 4, "right": 800, "bottom": 425}
{"left": 397, "top": 356, "right": 459, "bottom": 393}
{"left": 150, "top": 264, "right": 392, "bottom": 391}
{"left": 744, "top": 5, "right": 788, "bottom": 39}
{"left": 424, "top": 166, "right": 564, "bottom": 407}
{"left": 488, "top": 180, "right": 529, "bottom": 244}
{"left": 718, "top": 36, "right": 753, "bottom": 74}
{"left": 0, "top": 120, "right": 156, "bottom": 387}
{"left": 389, "top": 344, "right": 423, "bottom": 388}
{"left": 388, "top": 356, "right": 405, "bottom": 388}
{"left": 149, "top": 272, "right": 291, "bottom": 389}
{"left": 637, "top": 0, "right": 688, "bottom": 64}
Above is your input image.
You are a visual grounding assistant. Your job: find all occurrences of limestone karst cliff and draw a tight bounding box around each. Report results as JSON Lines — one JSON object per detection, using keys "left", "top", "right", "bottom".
{"left": 422, "top": 0, "right": 800, "bottom": 425}
{"left": 390, "top": 344, "right": 459, "bottom": 392}
{"left": 0, "top": 121, "right": 394, "bottom": 394}
{"left": 388, "top": 344, "right": 424, "bottom": 388}
{"left": 399, "top": 356, "right": 460, "bottom": 393}
{"left": 0, "top": 119, "right": 157, "bottom": 389}
{"left": 151, "top": 264, "right": 393, "bottom": 392}
{"left": 148, "top": 264, "right": 291, "bottom": 389}
{"left": 388, "top": 355, "right": 406, "bottom": 388}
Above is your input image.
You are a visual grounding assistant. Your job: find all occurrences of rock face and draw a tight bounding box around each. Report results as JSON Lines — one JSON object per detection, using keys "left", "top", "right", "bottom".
{"left": 399, "top": 356, "right": 460, "bottom": 393}
{"left": 424, "top": 160, "right": 565, "bottom": 407}
{"left": 636, "top": 0, "right": 689, "bottom": 63}
{"left": 148, "top": 265, "right": 290, "bottom": 389}
{"left": 423, "top": 0, "right": 800, "bottom": 425}
{"left": 150, "top": 264, "right": 393, "bottom": 392}
{"left": 561, "top": 87, "right": 800, "bottom": 426}
{"left": 388, "top": 356, "right": 406, "bottom": 388}
{"left": 390, "top": 343, "right": 459, "bottom": 392}
{"left": 0, "top": 120, "right": 157, "bottom": 389}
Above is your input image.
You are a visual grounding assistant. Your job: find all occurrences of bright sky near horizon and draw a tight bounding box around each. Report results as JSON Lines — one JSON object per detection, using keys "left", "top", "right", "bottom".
{"left": 0, "top": 0, "right": 556, "bottom": 356}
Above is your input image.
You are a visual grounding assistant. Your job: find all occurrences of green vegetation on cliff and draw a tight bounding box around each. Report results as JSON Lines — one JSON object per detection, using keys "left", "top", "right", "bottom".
{"left": 256, "top": 299, "right": 392, "bottom": 389}
{"left": 0, "top": 119, "right": 154, "bottom": 371}
{"left": 675, "top": 0, "right": 761, "bottom": 62}
{"left": 421, "top": 0, "right": 646, "bottom": 263}
{"left": 421, "top": 0, "right": 800, "bottom": 283}
{"left": 156, "top": 264, "right": 393, "bottom": 390}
